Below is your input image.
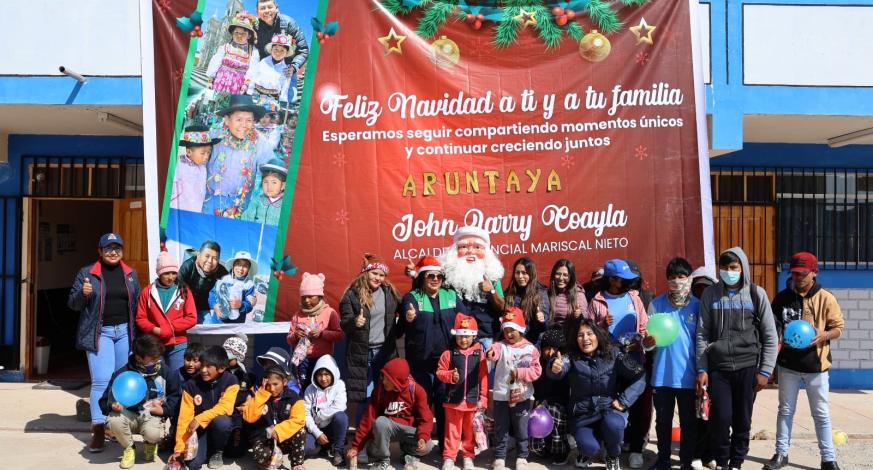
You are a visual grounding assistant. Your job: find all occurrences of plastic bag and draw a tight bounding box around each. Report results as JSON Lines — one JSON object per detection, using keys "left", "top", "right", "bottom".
{"left": 473, "top": 411, "right": 489, "bottom": 453}
{"left": 291, "top": 337, "right": 310, "bottom": 366}
{"left": 183, "top": 432, "right": 199, "bottom": 461}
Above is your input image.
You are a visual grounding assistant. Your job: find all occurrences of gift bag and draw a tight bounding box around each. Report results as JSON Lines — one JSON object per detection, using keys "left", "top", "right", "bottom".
{"left": 183, "top": 432, "right": 199, "bottom": 461}
{"left": 473, "top": 411, "right": 489, "bottom": 453}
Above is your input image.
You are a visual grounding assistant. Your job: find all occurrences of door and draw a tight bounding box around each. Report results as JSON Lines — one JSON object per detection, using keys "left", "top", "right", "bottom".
{"left": 712, "top": 204, "right": 777, "bottom": 298}
{"left": 19, "top": 198, "right": 35, "bottom": 379}
{"left": 113, "top": 198, "right": 149, "bottom": 288}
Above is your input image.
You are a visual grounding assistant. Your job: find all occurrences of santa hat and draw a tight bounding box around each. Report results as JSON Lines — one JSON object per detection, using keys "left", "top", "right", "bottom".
{"left": 500, "top": 307, "right": 527, "bottom": 333}
{"left": 360, "top": 253, "right": 389, "bottom": 274}
{"left": 410, "top": 255, "right": 441, "bottom": 277}
{"left": 299, "top": 272, "right": 325, "bottom": 297}
{"left": 453, "top": 225, "right": 490, "bottom": 246}
{"left": 156, "top": 251, "right": 179, "bottom": 275}
{"left": 450, "top": 314, "right": 478, "bottom": 336}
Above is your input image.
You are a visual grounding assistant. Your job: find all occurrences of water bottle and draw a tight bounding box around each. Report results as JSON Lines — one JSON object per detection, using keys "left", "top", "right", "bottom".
{"left": 253, "top": 309, "right": 265, "bottom": 322}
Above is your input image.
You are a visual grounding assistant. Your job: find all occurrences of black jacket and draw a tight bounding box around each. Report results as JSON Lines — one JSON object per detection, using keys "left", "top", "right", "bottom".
{"left": 178, "top": 257, "right": 228, "bottom": 312}
{"left": 67, "top": 261, "right": 140, "bottom": 352}
{"left": 99, "top": 355, "right": 180, "bottom": 419}
{"left": 254, "top": 13, "right": 309, "bottom": 71}
{"left": 339, "top": 286, "right": 398, "bottom": 403}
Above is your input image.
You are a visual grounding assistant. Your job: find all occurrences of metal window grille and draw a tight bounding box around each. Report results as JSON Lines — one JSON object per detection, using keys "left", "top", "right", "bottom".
{"left": 22, "top": 156, "right": 144, "bottom": 198}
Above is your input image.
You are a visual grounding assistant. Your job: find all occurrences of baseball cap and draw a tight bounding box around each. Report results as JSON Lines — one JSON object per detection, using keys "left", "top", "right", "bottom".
{"left": 789, "top": 252, "right": 818, "bottom": 273}
{"left": 98, "top": 233, "right": 124, "bottom": 248}
{"left": 603, "top": 259, "right": 638, "bottom": 280}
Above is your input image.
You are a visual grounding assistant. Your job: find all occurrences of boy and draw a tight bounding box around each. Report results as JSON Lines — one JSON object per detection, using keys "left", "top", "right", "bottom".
{"left": 241, "top": 158, "right": 286, "bottom": 226}
{"left": 241, "top": 363, "right": 307, "bottom": 470}
{"left": 172, "top": 345, "right": 240, "bottom": 470}
{"left": 165, "top": 342, "right": 205, "bottom": 450}
{"left": 101, "top": 334, "right": 179, "bottom": 469}
{"left": 170, "top": 125, "right": 220, "bottom": 213}
{"left": 486, "top": 308, "right": 542, "bottom": 470}
{"left": 646, "top": 257, "right": 699, "bottom": 470}
{"left": 303, "top": 355, "right": 349, "bottom": 466}
{"left": 222, "top": 334, "right": 256, "bottom": 458}
{"left": 347, "top": 358, "right": 434, "bottom": 470}
{"left": 696, "top": 247, "right": 778, "bottom": 470}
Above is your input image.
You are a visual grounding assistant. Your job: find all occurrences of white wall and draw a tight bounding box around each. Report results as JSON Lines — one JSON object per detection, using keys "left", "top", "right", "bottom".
{"left": 0, "top": 0, "right": 141, "bottom": 76}
{"left": 698, "top": 3, "right": 710, "bottom": 84}
{"left": 829, "top": 288, "right": 873, "bottom": 370}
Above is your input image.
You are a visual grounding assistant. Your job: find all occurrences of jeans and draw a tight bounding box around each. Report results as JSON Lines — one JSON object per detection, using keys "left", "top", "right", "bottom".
{"left": 775, "top": 367, "right": 835, "bottom": 462}
{"left": 709, "top": 367, "right": 757, "bottom": 468}
{"left": 355, "top": 345, "right": 384, "bottom": 425}
{"left": 163, "top": 343, "right": 187, "bottom": 373}
{"left": 653, "top": 387, "right": 697, "bottom": 467}
{"left": 186, "top": 415, "right": 233, "bottom": 470}
{"left": 493, "top": 400, "right": 531, "bottom": 459}
{"left": 573, "top": 410, "right": 627, "bottom": 458}
{"left": 411, "top": 370, "right": 446, "bottom": 444}
{"left": 304, "top": 411, "right": 350, "bottom": 455}
{"left": 87, "top": 324, "right": 130, "bottom": 425}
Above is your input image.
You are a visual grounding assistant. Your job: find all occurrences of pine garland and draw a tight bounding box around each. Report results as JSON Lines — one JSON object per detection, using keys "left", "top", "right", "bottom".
{"left": 531, "top": 5, "right": 562, "bottom": 49}
{"left": 586, "top": 0, "right": 622, "bottom": 33}
{"left": 417, "top": 2, "right": 455, "bottom": 38}
{"left": 566, "top": 21, "right": 585, "bottom": 41}
{"left": 494, "top": 6, "right": 521, "bottom": 48}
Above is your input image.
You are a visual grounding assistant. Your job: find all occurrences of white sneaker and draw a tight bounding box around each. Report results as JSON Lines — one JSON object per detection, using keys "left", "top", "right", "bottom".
{"left": 691, "top": 459, "right": 704, "bottom": 470}
{"left": 516, "top": 458, "right": 528, "bottom": 470}
{"left": 493, "top": 458, "right": 506, "bottom": 470}
{"left": 442, "top": 459, "right": 455, "bottom": 470}
{"left": 705, "top": 460, "right": 717, "bottom": 470}
{"left": 575, "top": 455, "right": 591, "bottom": 468}
{"left": 629, "top": 452, "right": 644, "bottom": 469}
{"left": 463, "top": 458, "right": 475, "bottom": 470}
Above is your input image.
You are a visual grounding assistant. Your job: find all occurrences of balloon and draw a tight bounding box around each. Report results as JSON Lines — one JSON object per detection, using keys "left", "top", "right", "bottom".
{"left": 527, "top": 405, "right": 554, "bottom": 439}
{"left": 111, "top": 371, "right": 147, "bottom": 407}
{"left": 671, "top": 426, "right": 681, "bottom": 442}
{"left": 784, "top": 320, "right": 815, "bottom": 349}
{"left": 646, "top": 314, "right": 680, "bottom": 347}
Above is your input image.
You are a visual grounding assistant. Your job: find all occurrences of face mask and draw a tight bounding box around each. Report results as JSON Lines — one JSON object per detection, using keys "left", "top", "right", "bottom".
{"left": 139, "top": 361, "right": 162, "bottom": 376}
{"left": 719, "top": 269, "right": 741, "bottom": 286}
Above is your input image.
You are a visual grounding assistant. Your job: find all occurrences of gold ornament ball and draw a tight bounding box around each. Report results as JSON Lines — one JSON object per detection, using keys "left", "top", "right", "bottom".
{"left": 579, "top": 30, "right": 611, "bottom": 62}
{"left": 430, "top": 35, "right": 460, "bottom": 68}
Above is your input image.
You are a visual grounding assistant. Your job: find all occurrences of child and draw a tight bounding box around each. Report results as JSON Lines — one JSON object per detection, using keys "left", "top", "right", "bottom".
{"left": 436, "top": 314, "right": 488, "bottom": 470}
{"left": 287, "top": 272, "right": 344, "bottom": 390}
{"left": 257, "top": 346, "right": 298, "bottom": 392}
{"left": 530, "top": 326, "right": 571, "bottom": 465}
{"left": 303, "top": 355, "right": 349, "bottom": 466}
{"left": 347, "top": 358, "right": 434, "bottom": 470}
{"left": 206, "top": 12, "right": 260, "bottom": 94}
{"left": 136, "top": 252, "right": 198, "bottom": 372}
{"left": 101, "top": 334, "right": 179, "bottom": 469}
{"left": 172, "top": 345, "right": 240, "bottom": 470}
{"left": 241, "top": 363, "right": 307, "bottom": 470}
{"left": 209, "top": 251, "right": 257, "bottom": 323}
{"left": 247, "top": 34, "right": 295, "bottom": 103}
{"left": 223, "top": 334, "right": 257, "bottom": 458}
{"left": 170, "top": 125, "right": 219, "bottom": 212}
{"left": 241, "top": 158, "right": 287, "bottom": 226}
{"left": 166, "top": 342, "right": 205, "bottom": 450}
{"left": 485, "top": 307, "right": 542, "bottom": 470}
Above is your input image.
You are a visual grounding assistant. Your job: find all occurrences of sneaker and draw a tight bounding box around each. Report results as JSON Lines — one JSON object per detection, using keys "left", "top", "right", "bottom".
{"left": 370, "top": 460, "right": 392, "bottom": 470}
{"left": 120, "top": 446, "right": 136, "bottom": 469}
{"left": 143, "top": 443, "right": 157, "bottom": 463}
{"left": 575, "top": 456, "right": 591, "bottom": 469}
{"left": 328, "top": 449, "right": 346, "bottom": 467}
{"left": 207, "top": 451, "right": 224, "bottom": 469}
{"left": 705, "top": 461, "right": 717, "bottom": 470}
{"left": 763, "top": 454, "right": 789, "bottom": 470}
{"left": 493, "top": 458, "right": 507, "bottom": 470}
{"left": 516, "top": 458, "right": 528, "bottom": 470}
{"left": 821, "top": 461, "right": 841, "bottom": 470}
{"left": 443, "top": 459, "right": 456, "bottom": 470}
{"left": 629, "top": 453, "right": 644, "bottom": 469}
{"left": 463, "top": 457, "right": 475, "bottom": 470}
{"left": 404, "top": 454, "right": 420, "bottom": 470}
{"left": 606, "top": 456, "right": 622, "bottom": 470}
{"left": 88, "top": 424, "right": 106, "bottom": 453}
{"left": 691, "top": 460, "right": 705, "bottom": 470}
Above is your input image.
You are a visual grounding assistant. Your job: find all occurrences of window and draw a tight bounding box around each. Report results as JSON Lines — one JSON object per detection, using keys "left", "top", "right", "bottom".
{"left": 26, "top": 157, "right": 144, "bottom": 198}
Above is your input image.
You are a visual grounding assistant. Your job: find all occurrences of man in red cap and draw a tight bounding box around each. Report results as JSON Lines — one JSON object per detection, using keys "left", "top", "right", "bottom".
{"left": 765, "top": 252, "right": 845, "bottom": 470}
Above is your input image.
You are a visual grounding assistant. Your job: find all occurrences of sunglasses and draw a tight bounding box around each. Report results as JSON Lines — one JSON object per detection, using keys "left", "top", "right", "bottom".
{"left": 425, "top": 273, "right": 444, "bottom": 281}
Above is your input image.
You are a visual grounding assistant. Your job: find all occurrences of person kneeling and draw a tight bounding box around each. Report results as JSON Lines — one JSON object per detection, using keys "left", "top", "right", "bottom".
{"left": 242, "top": 364, "right": 307, "bottom": 470}
{"left": 303, "top": 355, "right": 349, "bottom": 466}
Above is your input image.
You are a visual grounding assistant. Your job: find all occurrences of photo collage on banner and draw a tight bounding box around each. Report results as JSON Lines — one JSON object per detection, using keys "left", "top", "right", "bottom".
{"left": 162, "top": 0, "right": 318, "bottom": 332}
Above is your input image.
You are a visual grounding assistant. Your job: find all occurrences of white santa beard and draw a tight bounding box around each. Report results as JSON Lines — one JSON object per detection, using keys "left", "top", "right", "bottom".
{"left": 439, "top": 244, "right": 504, "bottom": 302}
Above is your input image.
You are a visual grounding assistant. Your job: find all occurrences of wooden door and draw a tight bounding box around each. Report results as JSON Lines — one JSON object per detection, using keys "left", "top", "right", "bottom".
{"left": 712, "top": 205, "right": 777, "bottom": 299}
{"left": 113, "top": 198, "right": 149, "bottom": 288}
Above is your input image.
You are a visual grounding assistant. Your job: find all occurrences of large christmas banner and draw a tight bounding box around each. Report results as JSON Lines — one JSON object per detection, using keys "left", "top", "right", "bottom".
{"left": 151, "top": 0, "right": 711, "bottom": 329}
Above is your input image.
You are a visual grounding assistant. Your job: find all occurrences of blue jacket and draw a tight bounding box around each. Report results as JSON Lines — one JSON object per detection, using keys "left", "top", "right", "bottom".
{"left": 397, "top": 288, "right": 466, "bottom": 370}
{"left": 67, "top": 261, "right": 140, "bottom": 352}
{"left": 548, "top": 347, "right": 645, "bottom": 422}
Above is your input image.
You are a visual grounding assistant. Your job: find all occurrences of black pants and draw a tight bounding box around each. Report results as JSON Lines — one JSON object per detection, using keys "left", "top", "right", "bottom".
{"left": 653, "top": 387, "right": 697, "bottom": 468}
{"left": 709, "top": 367, "right": 757, "bottom": 468}
{"left": 625, "top": 384, "right": 653, "bottom": 453}
{"left": 694, "top": 417, "right": 712, "bottom": 463}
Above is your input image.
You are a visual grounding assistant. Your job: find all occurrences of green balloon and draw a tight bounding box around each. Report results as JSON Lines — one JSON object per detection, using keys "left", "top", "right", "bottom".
{"left": 646, "top": 314, "right": 680, "bottom": 347}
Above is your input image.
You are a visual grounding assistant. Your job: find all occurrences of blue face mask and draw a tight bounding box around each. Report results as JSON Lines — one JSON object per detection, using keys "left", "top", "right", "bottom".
{"left": 719, "top": 269, "right": 741, "bottom": 286}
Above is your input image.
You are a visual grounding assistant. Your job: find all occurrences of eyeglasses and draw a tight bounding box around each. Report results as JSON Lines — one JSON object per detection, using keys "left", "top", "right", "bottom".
{"left": 425, "top": 273, "right": 444, "bottom": 281}
{"left": 102, "top": 247, "right": 123, "bottom": 254}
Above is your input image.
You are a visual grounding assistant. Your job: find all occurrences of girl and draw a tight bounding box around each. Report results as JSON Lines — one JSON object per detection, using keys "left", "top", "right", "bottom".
{"left": 287, "top": 272, "right": 344, "bottom": 391}
{"left": 530, "top": 326, "right": 572, "bottom": 465}
{"left": 547, "top": 259, "right": 588, "bottom": 333}
{"left": 547, "top": 319, "right": 646, "bottom": 470}
{"left": 504, "top": 257, "right": 550, "bottom": 343}
{"left": 205, "top": 13, "right": 260, "bottom": 94}
{"left": 437, "top": 314, "right": 487, "bottom": 470}
{"left": 135, "top": 252, "right": 197, "bottom": 372}
{"left": 208, "top": 251, "right": 258, "bottom": 324}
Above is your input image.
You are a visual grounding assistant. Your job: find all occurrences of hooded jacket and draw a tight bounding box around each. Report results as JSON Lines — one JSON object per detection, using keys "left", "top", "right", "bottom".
{"left": 696, "top": 247, "right": 778, "bottom": 375}
{"left": 135, "top": 282, "right": 198, "bottom": 347}
{"left": 771, "top": 280, "right": 844, "bottom": 373}
{"left": 303, "top": 355, "right": 348, "bottom": 437}
{"left": 68, "top": 261, "right": 140, "bottom": 352}
{"left": 98, "top": 355, "right": 180, "bottom": 418}
{"left": 351, "top": 358, "right": 433, "bottom": 451}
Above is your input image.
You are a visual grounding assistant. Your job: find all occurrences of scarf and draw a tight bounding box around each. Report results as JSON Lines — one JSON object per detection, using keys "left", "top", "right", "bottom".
{"left": 301, "top": 299, "right": 325, "bottom": 316}
{"left": 667, "top": 278, "right": 693, "bottom": 307}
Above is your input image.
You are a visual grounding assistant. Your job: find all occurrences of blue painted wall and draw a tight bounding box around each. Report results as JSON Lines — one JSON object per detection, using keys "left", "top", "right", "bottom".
{"left": 0, "top": 77, "right": 141, "bottom": 105}
{"left": 710, "top": 143, "right": 873, "bottom": 169}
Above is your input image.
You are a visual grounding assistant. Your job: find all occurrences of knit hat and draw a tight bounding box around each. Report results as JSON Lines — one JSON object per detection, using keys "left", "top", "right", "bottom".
{"left": 453, "top": 225, "right": 490, "bottom": 246}
{"left": 300, "top": 272, "right": 325, "bottom": 297}
{"left": 360, "top": 253, "right": 389, "bottom": 274}
{"left": 450, "top": 314, "right": 478, "bottom": 336}
{"left": 223, "top": 333, "right": 248, "bottom": 364}
{"left": 156, "top": 251, "right": 180, "bottom": 275}
{"left": 500, "top": 307, "right": 527, "bottom": 333}
{"left": 540, "top": 326, "right": 566, "bottom": 351}
{"left": 411, "top": 255, "right": 441, "bottom": 277}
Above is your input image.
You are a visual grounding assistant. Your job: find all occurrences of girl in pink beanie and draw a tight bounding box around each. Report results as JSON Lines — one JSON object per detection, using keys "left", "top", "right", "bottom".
{"left": 287, "top": 272, "right": 344, "bottom": 390}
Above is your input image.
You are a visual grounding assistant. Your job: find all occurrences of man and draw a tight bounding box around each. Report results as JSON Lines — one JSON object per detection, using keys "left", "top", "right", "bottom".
{"left": 204, "top": 94, "right": 276, "bottom": 218}
{"left": 254, "top": 0, "right": 309, "bottom": 80}
{"left": 696, "top": 247, "right": 778, "bottom": 470}
{"left": 764, "top": 252, "right": 844, "bottom": 470}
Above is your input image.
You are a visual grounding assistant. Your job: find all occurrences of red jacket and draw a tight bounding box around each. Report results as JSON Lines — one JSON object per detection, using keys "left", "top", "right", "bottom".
{"left": 136, "top": 282, "right": 197, "bottom": 347}
{"left": 351, "top": 358, "right": 433, "bottom": 450}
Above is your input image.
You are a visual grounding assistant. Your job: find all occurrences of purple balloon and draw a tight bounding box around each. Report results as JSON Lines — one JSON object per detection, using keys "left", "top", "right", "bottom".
{"left": 528, "top": 405, "right": 555, "bottom": 439}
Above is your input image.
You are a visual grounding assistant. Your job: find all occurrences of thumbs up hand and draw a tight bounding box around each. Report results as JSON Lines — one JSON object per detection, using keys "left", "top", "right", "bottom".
{"left": 451, "top": 368, "right": 460, "bottom": 384}
{"left": 485, "top": 347, "right": 497, "bottom": 362}
{"left": 536, "top": 309, "right": 545, "bottom": 323}
{"left": 479, "top": 275, "right": 493, "bottom": 294}
{"left": 605, "top": 312, "right": 614, "bottom": 326}
{"left": 82, "top": 277, "right": 93, "bottom": 297}
{"left": 405, "top": 303, "right": 416, "bottom": 323}
{"left": 551, "top": 351, "right": 564, "bottom": 375}
{"left": 355, "top": 308, "right": 366, "bottom": 328}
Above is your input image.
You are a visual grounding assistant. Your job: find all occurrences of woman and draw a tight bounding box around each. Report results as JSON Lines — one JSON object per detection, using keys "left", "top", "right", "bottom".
{"left": 339, "top": 253, "right": 399, "bottom": 424}
{"left": 547, "top": 319, "right": 646, "bottom": 470}
{"left": 504, "top": 257, "right": 549, "bottom": 342}
{"left": 178, "top": 240, "right": 228, "bottom": 323}
{"left": 67, "top": 233, "right": 141, "bottom": 453}
{"left": 397, "top": 255, "right": 464, "bottom": 444}
{"left": 548, "top": 259, "right": 587, "bottom": 332}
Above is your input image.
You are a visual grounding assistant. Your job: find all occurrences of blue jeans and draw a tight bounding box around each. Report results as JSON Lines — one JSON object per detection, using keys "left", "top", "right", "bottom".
{"left": 493, "top": 400, "right": 531, "bottom": 459}
{"left": 163, "top": 343, "right": 187, "bottom": 373}
{"left": 304, "top": 411, "right": 349, "bottom": 455}
{"left": 573, "top": 410, "right": 627, "bottom": 458}
{"left": 355, "top": 345, "right": 383, "bottom": 425}
{"left": 776, "top": 367, "right": 835, "bottom": 462}
{"left": 87, "top": 324, "right": 130, "bottom": 425}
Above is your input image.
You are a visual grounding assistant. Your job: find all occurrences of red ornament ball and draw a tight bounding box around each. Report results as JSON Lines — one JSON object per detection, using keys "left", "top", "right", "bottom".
{"left": 473, "top": 19, "right": 482, "bottom": 30}
{"left": 566, "top": 9, "right": 576, "bottom": 19}
{"left": 552, "top": 6, "right": 564, "bottom": 15}
{"left": 555, "top": 15, "right": 568, "bottom": 26}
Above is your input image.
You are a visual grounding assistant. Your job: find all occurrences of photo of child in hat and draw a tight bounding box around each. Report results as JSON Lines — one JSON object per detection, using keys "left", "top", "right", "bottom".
{"left": 241, "top": 158, "right": 287, "bottom": 226}
{"left": 206, "top": 12, "right": 260, "bottom": 94}
{"left": 207, "top": 251, "right": 258, "bottom": 324}
{"left": 170, "top": 125, "right": 220, "bottom": 213}
{"left": 247, "top": 33, "right": 296, "bottom": 104}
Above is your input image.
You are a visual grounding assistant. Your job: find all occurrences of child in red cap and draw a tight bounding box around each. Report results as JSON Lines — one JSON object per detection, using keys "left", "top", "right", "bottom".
{"left": 436, "top": 314, "right": 488, "bottom": 470}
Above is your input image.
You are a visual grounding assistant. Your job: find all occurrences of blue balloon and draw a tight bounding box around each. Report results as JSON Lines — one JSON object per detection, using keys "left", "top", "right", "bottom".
{"left": 112, "top": 371, "right": 148, "bottom": 407}
{"left": 784, "top": 320, "right": 815, "bottom": 349}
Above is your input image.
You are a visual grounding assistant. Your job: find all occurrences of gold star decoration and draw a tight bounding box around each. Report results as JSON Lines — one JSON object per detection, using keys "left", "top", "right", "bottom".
{"left": 377, "top": 27, "right": 406, "bottom": 55}
{"left": 630, "top": 17, "right": 656, "bottom": 45}
{"left": 514, "top": 8, "right": 537, "bottom": 28}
